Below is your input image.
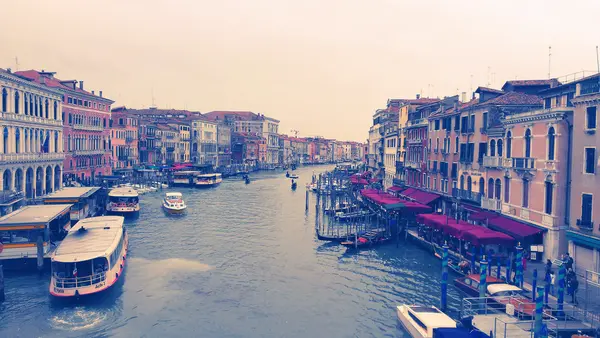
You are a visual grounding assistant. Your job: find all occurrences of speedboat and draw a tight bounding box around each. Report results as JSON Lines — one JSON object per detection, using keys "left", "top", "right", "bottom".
{"left": 162, "top": 192, "right": 186, "bottom": 214}
{"left": 396, "top": 305, "right": 456, "bottom": 338}
{"left": 106, "top": 187, "right": 140, "bottom": 215}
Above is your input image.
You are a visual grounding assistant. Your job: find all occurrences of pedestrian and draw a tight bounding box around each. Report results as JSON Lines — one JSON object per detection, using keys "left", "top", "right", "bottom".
{"left": 522, "top": 250, "right": 528, "bottom": 271}
{"left": 565, "top": 252, "right": 574, "bottom": 271}
{"left": 550, "top": 271, "right": 556, "bottom": 295}
{"left": 569, "top": 272, "right": 579, "bottom": 305}
{"left": 545, "top": 259, "right": 553, "bottom": 276}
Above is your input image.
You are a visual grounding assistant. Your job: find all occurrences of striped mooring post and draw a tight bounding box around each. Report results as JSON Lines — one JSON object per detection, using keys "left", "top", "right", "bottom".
{"left": 506, "top": 257, "right": 512, "bottom": 283}
{"left": 544, "top": 270, "right": 550, "bottom": 304}
{"left": 470, "top": 246, "right": 476, "bottom": 274}
{"left": 532, "top": 269, "right": 538, "bottom": 300}
{"left": 479, "top": 256, "right": 488, "bottom": 299}
{"left": 496, "top": 258, "right": 501, "bottom": 279}
{"left": 557, "top": 263, "right": 566, "bottom": 314}
{"left": 515, "top": 243, "right": 523, "bottom": 288}
{"left": 534, "top": 285, "right": 545, "bottom": 338}
{"left": 441, "top": 242, "right": 449, "bottom": 312}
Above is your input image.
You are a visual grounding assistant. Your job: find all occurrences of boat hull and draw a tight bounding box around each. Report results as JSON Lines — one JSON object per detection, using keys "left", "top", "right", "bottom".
{"left": 163, "top": 204, "right": 186, "bottom": 214}
{"left": 194, "top": 181, "right": 222, "bottom": 188}
{"left": 396, "top": 306, "right": 427, "bottom": 338}
{"left": 50, "top": 233, "right": 128, "bottom": 298}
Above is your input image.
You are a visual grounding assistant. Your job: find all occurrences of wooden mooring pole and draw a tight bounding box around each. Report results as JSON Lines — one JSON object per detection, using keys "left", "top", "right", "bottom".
{"left": 305, "top": 190, "right": 309, "bottom": 211}
{"left": 37, "top": 235, "right": 44, "bottom": 273}
{"left": 0, "top": 264, "right": 4, "bottom": 302}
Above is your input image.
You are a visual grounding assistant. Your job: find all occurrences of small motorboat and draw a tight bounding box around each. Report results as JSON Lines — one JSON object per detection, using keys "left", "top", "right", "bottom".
{"left": 162, "top": 192, "right": 187, "bottom": 214}
{"left": 286, "top": 171, "right": 290, "bottom": 178}
{"left": 396, "top": 305, "right": 457, "bottom": 338}
{"left": 291, "top": 180, "right": 297, "bottom": 190}
{"left": 289, "top": 174, "right": 299, "bottom": 179}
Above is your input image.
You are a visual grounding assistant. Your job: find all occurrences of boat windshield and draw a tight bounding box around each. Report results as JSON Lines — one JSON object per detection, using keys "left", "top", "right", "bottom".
{"left": 166, "top": 195, "right": 182, "bottom": 201}
{"left": 52, "top": 257, "right": 109, "bottom": 287}
{"left": 109, "top": 196, "right": 139, "bottom": 204}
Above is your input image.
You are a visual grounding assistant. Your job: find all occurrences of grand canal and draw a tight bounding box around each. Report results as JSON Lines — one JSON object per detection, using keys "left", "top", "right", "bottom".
{"left": 0, "top": 165, "right": 465, "bottom": 338}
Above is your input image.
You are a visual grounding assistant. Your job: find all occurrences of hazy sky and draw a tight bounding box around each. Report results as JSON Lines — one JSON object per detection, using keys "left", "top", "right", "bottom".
{"left": 2, "top": 0, "right": 599, "bottom": 141}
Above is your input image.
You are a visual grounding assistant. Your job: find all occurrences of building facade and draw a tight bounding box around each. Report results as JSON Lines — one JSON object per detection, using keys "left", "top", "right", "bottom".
{"left": 191, "top": 118, "right": 218, "bottom": 166}
{"left": 1, "top": 68, "right": 64, "bottom": 201}
{"left": 16, "top": 70, "right": 113, "bottom": 182}
{"left": 111, "top": 111, "right": 139, "bottom": 170}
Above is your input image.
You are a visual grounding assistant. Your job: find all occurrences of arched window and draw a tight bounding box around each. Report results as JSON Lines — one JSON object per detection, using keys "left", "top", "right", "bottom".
{"left": 490, "top": 140, "right": 496, "bottom": 156}
{"left": 506, "top": 131, "right": 512, "bottom": 158}
{"left": 15, "top": 128, "right": 21, "bottom": 153}
{"left": 497, "top": 139, "right": 503, "bottom": 157}
{"left": 14, "top": 91, "right": 20, "bottom": 114}
{"left": 24, "top": 94, "right": 29, "bottom": 115}
{"left": 494, "top": 178, "right": 501, "bottom": 200}
{"left": 34, "top": 96, "right": 38, "bottom": 116}
{"left": 29, "top": 95, "right": 34, "bottom": 115}
{"left": 522, "top": 179, "right": 530, "bottom": 208}
{"left": 53, "top": 101, "right": 58, "bottom": 120}
{"left": 524, "top": 129, "right": 532, "bottom": 158}
{"left": 467, "top": 176, "right": 472, "bottom": 193}
{"left": 479, "top": 177, "right": 485, "bottom": 196}
{"left": 460, "top": 175, "right": 465, "bottom": 191}
{"left": 44, "top": 99, "right": 49, "bottom": 118}
{"left": 1, "top": 88, "right": 7, "bottom": 112}
{"left": 2, "top": 127, "right": 8, "bottom": 153}
{"left": 548, "top": 127, "right": 555, "bottom": 160}
{"left": 68, "top": 113, "right": 72, "bottom": 124}
{"left": 54, "top": 131, "right": 59, "bottom": 153}
{"left": 488, "top": 178, "right": 494, "bottom": 198}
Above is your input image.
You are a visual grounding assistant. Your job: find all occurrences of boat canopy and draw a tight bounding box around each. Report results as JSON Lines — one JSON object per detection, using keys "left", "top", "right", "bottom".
{"left": 108, "top": 187, "right": 138, "bottom": 198}
{"left": 166, "top": 192, "right": 183, "bottom": 198}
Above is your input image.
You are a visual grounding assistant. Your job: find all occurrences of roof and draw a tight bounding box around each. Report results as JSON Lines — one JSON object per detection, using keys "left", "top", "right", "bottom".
{"left": 108, "top": 187, "right": 138, "bottom": 198}
{"left": 501, "top": 79, "right": 560, "bottom": 91}
{"left": 44, "top": 187, "right": 100, "bottom": 200}
{"left": 487, "top": 283, "right": 522, "bottom": 295}
{"left": 0, "top": 204, "right": 71, "bottom": 226}
{"left": 166, "top": 192, "right": 183, "bottom": 197}
{"left": 476, "top": 91, "right": 542, "bottom": 106}
{"left": 52, "top": 216, "right": 124, "bottom": 263}
{"left": 404, "top": 306, "right": 457, "bottom": 328}
{"left": 204, "top": 111, "right": 280, "bottom": 123}
{"left": 475, "top": 86, "right": 504, "bottom": 94}
{"left": 14, "top": 70, "right": 114, "bottom": 103}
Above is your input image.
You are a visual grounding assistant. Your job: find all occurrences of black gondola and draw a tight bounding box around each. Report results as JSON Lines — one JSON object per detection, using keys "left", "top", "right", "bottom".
{"left": 291, "top": 180, "right": 297, "bottom": 190}
{"left": 341, "top": 229, "right": 392, "bottom": 249}
{"left": 316, "top": 227, "right": 362, "bottom": 242}
{"left": 286, "top": 171, "right": 290, "bottom": 178}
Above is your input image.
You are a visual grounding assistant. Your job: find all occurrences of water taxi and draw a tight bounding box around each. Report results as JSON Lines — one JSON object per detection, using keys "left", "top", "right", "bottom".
{"left": 50, "top": 216, "right": 127, "bottom": 297}
{"left": 194, "top": 173, "right": 222, "bottom": 188}
{"left": 106, "top": 187, "right": 140, "bottom": 215}
{"left": 162, "top": 192, "right": 186, "bottom": 214}
{"left": 289, "top": 174, "right": 299, "bottom": 179}
{"left": 173, "top": 171, "right": 199, "bottom": 186}
{"left": 396, "top": 305, "right": 456, "bottom": 338}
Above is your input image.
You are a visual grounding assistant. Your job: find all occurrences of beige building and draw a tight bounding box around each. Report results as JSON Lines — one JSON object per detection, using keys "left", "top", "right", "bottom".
{"left": 0, "top": 68, "right": 64, "bottom": 203}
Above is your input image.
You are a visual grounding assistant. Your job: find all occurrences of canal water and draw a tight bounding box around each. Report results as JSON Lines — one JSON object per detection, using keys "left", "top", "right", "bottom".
{"left": 0, "top": 165, "right": 465, "bottom": 338}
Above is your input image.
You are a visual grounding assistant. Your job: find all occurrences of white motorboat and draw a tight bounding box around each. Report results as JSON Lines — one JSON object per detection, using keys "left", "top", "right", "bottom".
{"left": 289, "top": 174, "right": 299, "bottom": 179}
{"left": 396, "top": 305, "right": 456, "bottom": 338}
{"left": 162, "top": 192, "right": 186, "bottom": 214}
{"left": 50, "top": 216, "right": 128, "bottom": 297}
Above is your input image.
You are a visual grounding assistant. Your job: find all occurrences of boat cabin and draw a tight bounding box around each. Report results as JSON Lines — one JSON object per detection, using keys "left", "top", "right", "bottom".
{"left": 0, "top": 191, "right": 25, "bottom": 217}
{"left": 0, "top": 204, "right": 72, "bottom": 268}
{"left": 194, "top": 173, "right": 222, "bottom": 186}
{"left": 397, "top": 305, "right": 457, "bottom": 337}
{"left": 44, "top": 187, "right": 102, "bottom": 224}
{"left": 51, "top": 216, "right": 127, "bottom": 296}
{"left": 107, "top": 187, "right": 140, "bottom": 214}
{"left": 173, "top": 171, "right": 200, "bottom": 186}
{"left": 454, "top": 274, "right": 503, "bottom": 296}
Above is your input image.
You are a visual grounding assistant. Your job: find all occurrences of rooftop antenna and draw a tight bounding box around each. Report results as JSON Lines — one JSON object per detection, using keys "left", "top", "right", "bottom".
{"left": 548, "top": 46, "right": 552, "bottom": 78}
{"left": 291, "top": 129, "right": 299, "bottom": 137}
{"left": 487, "top": 66, "right": 491, "bottom": 87}
{"left": 14, "top": 57, "right": 19, "bottom": 71}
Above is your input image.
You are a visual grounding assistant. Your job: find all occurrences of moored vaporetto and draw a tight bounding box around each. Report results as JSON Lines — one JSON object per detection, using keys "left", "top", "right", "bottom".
{"left": 49, "top": 216, "right": 128, "bottom": 297}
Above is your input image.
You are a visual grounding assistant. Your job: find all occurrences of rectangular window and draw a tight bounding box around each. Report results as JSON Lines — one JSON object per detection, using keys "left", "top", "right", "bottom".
{"left": 469, "top": 115, "right": 475, "bottom": 131}
{"left": 454, "top": 116, "right": 460, "bottom": 131}
{"left": 504, "top": 177, "right": 510, "bottom": 203}
{"left": 478, "top": 142, "right": 487, "bottom": 164}
{"left": 545, "top": 181, "right": 553, "bottom": 214}
{"left": 582, "top": 194, "right": 593, "bottom": 225}
{"left": 433, "top": 161, "right": 438, "bottom": 172}
{"left": 434, "top": 120, "right": 440, "bottom": 130}
{"left": 585, "top": 148, "right": 596, "bottom": 174}
{"left": 460, "top": 144, "right": 467, "bottom": 162}
{"left": 482, "top": 112, "right": 488, "bottom": 131}
{"left": 461, "top": 116, "right": 468, "bottom": 133}
{"left": 544, "top": 98, "right": 551, "bottom": 109}
{"left": 451, "top": 163, "right": 458, "bottom": 179}
{"left": 586, "top": 106, "right": 597, "bottom": 130}
{"left": 433, "top": 178, "right": 437, "bottom": 190}
{"left": 467, "top": 143, "right": 475, "bottom": 162}
{"left": 522, "top": 180, "right": 529, "bottom": 208}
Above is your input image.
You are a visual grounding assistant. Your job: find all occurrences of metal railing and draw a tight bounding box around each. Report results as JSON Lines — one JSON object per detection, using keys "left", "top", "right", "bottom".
{"left": 0, "top": 152, "right": 64, "bottom": 163}
{"left": 53, "top": 272, "right": 106, "bottom": 288}
{"left": 0, "top": 112, "right": 62, "bottom": 126}
{"left": 512, "top": 157, "right": 536, "bottom": 170}
{"left": 452, "top": 188, "right": 482, "bottom": 203}
{"left": 73, "top": 149, "right": 106, "bottom": 156}
{"left": 72, "top": 124, "right": 104, "bottom": 131}
{"left": 0, "top": 190, "right": 24, "bottom": 204}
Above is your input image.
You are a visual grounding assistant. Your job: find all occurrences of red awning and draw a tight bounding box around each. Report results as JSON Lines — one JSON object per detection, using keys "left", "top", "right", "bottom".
{"left": 387, "top": 186, "right": 404, "bottom": 192}
{"left": 486, "top": 215, "right": 544, "bottom": 240}
{"left": 469, "top": 211, "right": 500, "bottom": 222}
{"left": 399, "top": 188, "right": 417, "bottom": 198}
{"left": 407, "top": 190, "right": 441, "bottom": 205}
{"left": 461, "top": 227, "right": 515, "bottom": 246}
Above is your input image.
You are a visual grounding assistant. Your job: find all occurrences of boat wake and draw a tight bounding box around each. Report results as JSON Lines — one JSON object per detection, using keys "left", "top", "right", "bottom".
{"left": 130, "top": 257, "right": 214, "bottom": 273}
{"left": 50, "top": 307, "right": 108, "bottom": 331}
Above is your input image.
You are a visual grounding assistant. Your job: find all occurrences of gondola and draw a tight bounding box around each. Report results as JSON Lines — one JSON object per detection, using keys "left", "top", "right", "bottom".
{"left": 316, "top": 227, "right": 361, "bottom": 242}
{"left": 341, "top": 229, "right": 392, "bottom": 249}
{"left": 286, "top": 171, "right": 290, "bottom": 178}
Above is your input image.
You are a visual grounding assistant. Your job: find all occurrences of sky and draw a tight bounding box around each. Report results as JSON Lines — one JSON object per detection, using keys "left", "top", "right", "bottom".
{"left": 1, "top": 0, "right": 599, "bottom": 142}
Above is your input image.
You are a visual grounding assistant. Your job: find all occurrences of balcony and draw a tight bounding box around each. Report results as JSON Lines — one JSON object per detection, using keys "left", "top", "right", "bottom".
{"left": 512, "top": 157, "right": 536, "bottom": 170}
{"left": 542, "top": 214, "right": 560, "bottom": 227}
{"left": 0, "top": 112, "right": 62, "bottom": 127}
{"left": 72, "top": 124, "right": 104, "bottom": 132}
{"left": 395, "top": 161, "right": 404, "bottom": 169}
{"left": 125, "top": 137, "right": 135, "bottom": 143}
{"left": 452, "top": 188, "right": 482, "bottom": 204}
{"left": 576, "top": 219, "right": 595, "bottom": 231}
{"left": 0, "top": 190, "right": 24, "bottom": 205}
{"left": 393, "top": 178, "right": 405, "bottom": 186}
{"left": 73, "top": 149, "right": 106, "bottom": 156}
{"left": 482, "top": 156, "right": 502, "bottom": 168}
{"left": 481, "top": 196, "right": 502, "bottom": 211}
{"left": 460, "top": 127, "right": 475, "bottom": 134}
{"left": 155, "top": 141, "right": 162, "bottom": 147}
{"left": 543, "top": 160, "right": 558, "bottom": 172}
{"left": 405, "top": 161, "right": 420, "bottom": 169}
{"left": 0, "top": 152, "right": 64, "bottom": 163}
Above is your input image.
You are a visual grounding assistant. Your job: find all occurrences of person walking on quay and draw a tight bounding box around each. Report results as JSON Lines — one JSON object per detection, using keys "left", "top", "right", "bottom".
{"left": 522, "top": 250, "right": 528, "bottom": 272}
{"left": 550, "top": 271, "right": 556, "bottom": 295}
{"left": 567, "top": 269, "right": 579, "bottom": 305}
{"left": 564, "top": 252, "right": 574, "bottom": 271}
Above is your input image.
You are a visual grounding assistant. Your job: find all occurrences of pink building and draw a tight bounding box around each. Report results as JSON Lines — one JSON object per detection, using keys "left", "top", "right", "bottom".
{"left": 16, "top": 70, "right": 114, "bottom": 183}
{"left": 110, "top": 110, "right": 139, "bottom": 170}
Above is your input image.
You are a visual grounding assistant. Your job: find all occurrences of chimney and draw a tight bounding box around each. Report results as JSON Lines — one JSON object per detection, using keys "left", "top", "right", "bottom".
{"left": 99, "top": 90, "right": 103, "bottom": 97}
{"left": 416, "top": 94, "right": 421, "bottom": 99}
{"left": 461, "top": 92, "right": 466, "bottom": 103}
{"left": 79, "top": 81, "right": 84, "bottom": 90}
{"left": 40, "top": 76, "right": 46, "bottom": 85}
{"left": 91, "top": 90, "right": 95, "bottom": 95}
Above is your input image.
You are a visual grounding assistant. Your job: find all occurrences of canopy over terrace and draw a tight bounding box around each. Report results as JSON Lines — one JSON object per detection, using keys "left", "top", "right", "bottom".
{"left": 468, "top": 211, "right": 544, "bottom": 242}
{"left": 417, "top": 213, "right": 515, "bottom": 246}
{"left": 360, "top": 189, "right": 431, "bottom": 213}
